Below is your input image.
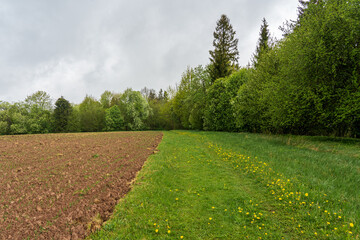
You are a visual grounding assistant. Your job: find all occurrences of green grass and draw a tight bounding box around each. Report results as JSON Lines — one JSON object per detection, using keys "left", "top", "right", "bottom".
{"left": 90, "top": 131, "right": 359, "bottom": 239}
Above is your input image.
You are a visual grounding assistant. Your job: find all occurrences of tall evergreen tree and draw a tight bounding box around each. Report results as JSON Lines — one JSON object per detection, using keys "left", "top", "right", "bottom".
{"left": 209, "top": 14, "right": 239, "bottom": 83}
{"left": 252, "top": 18, "right": 270, "bottom": 68}
{"left": 53, "top": 96, "right": 72, "bottom": 132}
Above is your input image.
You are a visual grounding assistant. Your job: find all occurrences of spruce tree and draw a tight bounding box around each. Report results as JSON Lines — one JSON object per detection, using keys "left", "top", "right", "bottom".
{"left": 53, "top": 96, "right": 72, "bottom": 132}
{"left": 209, "top": 14, "right": 239, "bottom": 83}
{"left": 252, "top": 18, "right": 270, "bottom": 68}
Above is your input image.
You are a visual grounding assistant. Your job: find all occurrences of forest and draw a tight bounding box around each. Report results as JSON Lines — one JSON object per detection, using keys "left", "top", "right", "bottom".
{"left": 0, "top": 0, "right": 359, "bottom": 137}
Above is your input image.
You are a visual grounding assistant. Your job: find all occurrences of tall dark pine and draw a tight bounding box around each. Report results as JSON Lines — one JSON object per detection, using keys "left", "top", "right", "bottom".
{"left": 53, "top": 96, "right": 72, "bottom": 132}
{"left": 252, "top": 18, "right": 270, "bottom": 68}
{"left": 209, "top": 14, "right": 239, "bottom": 83}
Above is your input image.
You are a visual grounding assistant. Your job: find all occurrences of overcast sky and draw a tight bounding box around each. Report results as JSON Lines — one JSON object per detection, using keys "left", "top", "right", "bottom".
{"left": 0, "top": 0, "right": 299, "bottom": 104}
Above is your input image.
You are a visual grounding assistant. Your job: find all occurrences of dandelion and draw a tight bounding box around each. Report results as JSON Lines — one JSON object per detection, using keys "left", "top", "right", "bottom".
{"left": 305, "top": 193, "right": 308, "bottom": 197}
{"left": 168, "top": 230, "right": 171, "bottom": 234}
{"left": 180, "top": 236, "right": 184, "bottom": 239}
{"left": 350, "top": 223, "right": 354, "bottom": 227}
{"left": 209, "top": 217, "right": 212, "bottom": 220}
{"left": 155, "top": 229, "right": 159, "bottom": 233}
{"left": 176, "top": 198, "right": 179, "bottom": 201}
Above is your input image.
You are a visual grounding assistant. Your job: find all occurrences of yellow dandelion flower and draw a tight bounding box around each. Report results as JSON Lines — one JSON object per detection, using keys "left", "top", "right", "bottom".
{"left": 350, "top": 223, "right": 354, "bottom": 227}
{"left": 305, "top": 193, "right": 308, "bottom": 197}
{"left": 155, "top": 229, "right": 159, "bottom": 233}
{"left": 181, "top": 236, "right": 184, "bottom": 239}
{"left": 209, "top": 217, "right": 212, "bottom": 220}
{"left": 168, "top": 230, "right": 171, "bottom": 234}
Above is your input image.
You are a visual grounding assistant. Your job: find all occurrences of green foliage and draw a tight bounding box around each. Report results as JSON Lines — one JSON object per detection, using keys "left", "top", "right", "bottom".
{"left": 79, "top": 96, "right": 105, "bottom": 132}
{"left": 171, "top": 65, "right": 210, "bottom": 130}
{"left": 67, "top": 105, "right": 81, "bottom": 132}
{"left": 145, "top": 89, "right": 172, "bottom": 130}
{"left": 119, "top": 89, "right": 150, "bottom": 130}
{"left": 53, "top": 96, "right": 72, "bottom": 133}
{"left": 204, "top": 69, "right": 249, "bottom": 131}
{"left": 0, "top": 102, "right": 27, "bottom": 135}
{"left": 100, "top": 90, "right": 113, "bottom": 109}
{"left": 25, "top": 90, "right": 53, "bottom": 111}
{"left": 209, "top": 14, "right": 239, "bottom": 83}
{"left": 105, "top": 105, "right": 124, "bottom": 131}
{"left": 252, "top": 18, "right": 270, "bottom": 68}
{"left": 24, "top": 91, "right": 53, "bottom": 134}
{"left": 234, "top": 0, "right": 360, "bottom": 137}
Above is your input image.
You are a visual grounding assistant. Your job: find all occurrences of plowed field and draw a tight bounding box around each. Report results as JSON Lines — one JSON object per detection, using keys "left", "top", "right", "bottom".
{"left": 0, "top": 131, "right": 162, "bottom": 239}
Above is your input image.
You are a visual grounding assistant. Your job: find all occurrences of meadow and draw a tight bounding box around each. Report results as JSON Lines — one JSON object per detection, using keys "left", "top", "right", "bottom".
{"left": 91, "top": 131, "right": 359, "bottom": 239}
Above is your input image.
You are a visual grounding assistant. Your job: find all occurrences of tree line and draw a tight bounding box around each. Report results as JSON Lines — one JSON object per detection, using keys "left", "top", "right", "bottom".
{"left": 1, "top": 0, "right": 359, "bottom": 137}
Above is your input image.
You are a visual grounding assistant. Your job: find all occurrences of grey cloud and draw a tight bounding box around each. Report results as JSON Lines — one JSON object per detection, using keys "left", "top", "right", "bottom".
{"left": 0, "top": 0, "right": 299, "bottom": 103}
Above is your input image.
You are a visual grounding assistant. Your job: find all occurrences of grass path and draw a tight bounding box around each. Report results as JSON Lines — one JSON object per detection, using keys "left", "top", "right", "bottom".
{"left": 90, "top": 131, "right": 359, "bottom": 239}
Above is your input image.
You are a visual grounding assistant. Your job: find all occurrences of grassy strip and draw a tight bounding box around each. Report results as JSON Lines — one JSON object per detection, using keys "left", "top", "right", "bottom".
{"left": 90, "top": 131, "right": 359, "bottom": 239}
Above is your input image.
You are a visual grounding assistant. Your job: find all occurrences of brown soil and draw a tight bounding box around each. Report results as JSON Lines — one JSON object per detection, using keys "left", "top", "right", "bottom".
{"left": 0, "top": 131, "right": 162, "bottom": 240}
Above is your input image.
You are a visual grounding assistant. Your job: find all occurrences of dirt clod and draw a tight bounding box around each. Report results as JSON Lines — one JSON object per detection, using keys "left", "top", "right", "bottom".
{"left": 0, "top": 131, "right": 162, "bottom": 239}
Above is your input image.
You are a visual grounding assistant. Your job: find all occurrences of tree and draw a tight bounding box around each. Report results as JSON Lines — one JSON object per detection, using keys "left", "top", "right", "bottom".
{"left": 53, "top": 96, "right": 72, "bottom": 132}
{"left": 204, "top": 69, "right": 248, "bottom": 131}
{"left": 25, "top": 91, "right": 52, "bottom": 111}
{"left": 67, "top": 105, "right": 81, "bottom": 132}
{"left": 105, "top": 105, "right": 124, "bottom": 131}
{"left": 79, "top": 96, "right": 105, "bottom": 132}
{"left": 100, "top": 90, "right": 113, "bottom": 109}
{"left": 209, "top": 14, "right": 239, "bottom": 83}
{"left": 119, "top": 89, "right": 151, "bottom": 130}
{"left": 252, "top": 18, "right": 270, "bottom": 68}
{"left": 24, "top": 91, "right": 53, "bottom": 133}
{"left": 172, "top": 65, "right": 210, "bottom": 130}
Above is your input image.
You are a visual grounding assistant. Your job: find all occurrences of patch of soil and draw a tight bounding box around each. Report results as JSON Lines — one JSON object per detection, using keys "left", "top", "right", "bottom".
{"left": 0, "top": 131, "right": 162, "bottom": 239}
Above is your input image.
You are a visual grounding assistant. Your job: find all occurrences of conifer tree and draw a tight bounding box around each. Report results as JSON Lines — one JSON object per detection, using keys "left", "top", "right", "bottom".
{"left": 53, "top": 96, "right": 72, "bottom": 132}
{"left": 252, "top": 18, "right": 270, "bottom": 68}
{"left": 209, "top": 14, "right": 239, "bottom": 83}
